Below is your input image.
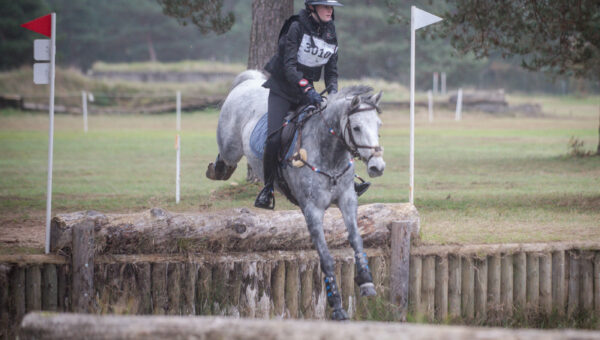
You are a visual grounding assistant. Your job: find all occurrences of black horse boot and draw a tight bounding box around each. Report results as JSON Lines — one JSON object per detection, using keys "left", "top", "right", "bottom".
{"left": 254, "top": 184, "right": 274, "bottom": 209}
{"left": 355, "top": 252, "right": 376, "bottom": 297}
{"left": 325, "top": 276, "right": 349, "bottom": 320}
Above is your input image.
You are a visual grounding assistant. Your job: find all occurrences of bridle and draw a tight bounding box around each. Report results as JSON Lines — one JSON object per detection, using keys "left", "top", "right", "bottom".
{"left": 339, "top": 102, "right": 383, "bottom": 163}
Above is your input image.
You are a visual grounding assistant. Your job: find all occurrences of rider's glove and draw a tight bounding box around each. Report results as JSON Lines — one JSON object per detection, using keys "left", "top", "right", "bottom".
{"left": 299, "top": 78, "right": 322, "bottom": 106}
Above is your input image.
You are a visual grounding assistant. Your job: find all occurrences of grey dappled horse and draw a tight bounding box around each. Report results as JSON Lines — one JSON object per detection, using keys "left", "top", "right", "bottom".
{"left": 207, "top": 70, "right": 385, "bottom": 320}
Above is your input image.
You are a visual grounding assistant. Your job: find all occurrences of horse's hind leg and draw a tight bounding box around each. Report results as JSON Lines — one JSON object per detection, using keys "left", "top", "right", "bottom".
{"left": 302, "top": 204, "right": 349, "bottom": 321}
{"left": 339, "top": 191, "right": 377, "bottom": 297}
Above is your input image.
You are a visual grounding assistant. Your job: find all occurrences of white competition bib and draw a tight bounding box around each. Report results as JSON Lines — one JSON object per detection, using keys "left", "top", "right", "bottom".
{"left": 297, "top": 34, "right": 337, "bottom": 68}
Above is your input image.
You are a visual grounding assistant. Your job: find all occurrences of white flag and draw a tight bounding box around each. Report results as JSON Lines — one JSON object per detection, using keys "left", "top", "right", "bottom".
{"left": 412, "top": 6, "right": 443, "bottom": 31}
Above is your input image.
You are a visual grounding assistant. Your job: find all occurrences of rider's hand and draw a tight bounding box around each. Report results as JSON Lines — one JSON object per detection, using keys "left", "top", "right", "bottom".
{"left": 305, "top": 87, "right": 323, "bottom": 106}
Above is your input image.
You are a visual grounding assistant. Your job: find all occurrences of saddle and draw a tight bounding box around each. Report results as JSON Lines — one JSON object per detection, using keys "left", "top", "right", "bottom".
{"left": 250, "top": 106, "right": 315, "bottom": 206}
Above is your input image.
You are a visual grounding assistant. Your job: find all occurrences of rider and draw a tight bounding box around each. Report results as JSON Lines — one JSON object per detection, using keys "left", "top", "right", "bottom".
{"left": 255, "top": 0, "right": 370, "bottom": 210}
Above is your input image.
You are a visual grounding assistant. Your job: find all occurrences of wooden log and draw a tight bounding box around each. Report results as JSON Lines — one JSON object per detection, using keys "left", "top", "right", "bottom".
{"left": 22, "top": 312, "right": 600, "bottom": 340}
{"left": 487, "top": 255, "right": 501, "bottom": 309}
{"left": 50, "top": 204, "right": 418, "bottom": 254}
{"left": 595, "top": 253, "right": 600, "bottom": 315}
{"left": 0, "top": 264, "right": 10, "bottom": 340}
{"left": 461, "top": 257, "right": 474, "bottom": 319}
{"left": 580, "top": 252, "right": 594, "bottom": 313}
{"left": 256, "top": 261, "right": 271, "bottom": 318}
{"left": 71, "top": 220, "right": 95, "bottom": 313}
{"left": 26, "top": 265, "right": 42, "bottom": 312}
{"left": 285, "top": 259, "right": 299, "bottom": 319}
{"left": 181, "top": 262, "right": 197, "bottom": 316}
{"left": 370, "top": 256, "right": 386, "bottom": 296}
{"left": 10, "top": 266, "right": 26, "bottom": 338}
{"left": 228, "top": 262, "right": 243, "bottom": 316}
{"left": 567, "top": 251, "right": 580, "bottom": 316}
{"left": 239, "top": 261, "right": 257, "bottom": 318}
{"left": 135, "top": 263, "right": 152, "bottom": 314}
{"left": 513, "top": 252, "right": 526, "bottom": 310}
{"left": 341, "top": 258, "right": 355, "bottom": 318}
{"left": 408, "top": 255, "right": 422, "bottom": 317}
{"left": 421, "top": 256, "right": 435, "bottom": 321}
{"left": 167, "top": 263, "right": 182, "bottom": 315}
{"left": 526, "top": 253, "right": 540, "bottom": 310}
{"left": 539, "top": 253, "right": 552, "bottom": 315}
{"left": 390, "top": 220, "right": 412, "bottom": 321}
{"left": 448, "top": 254, "right": 461, "bottom": 319}
{"left": 474, "top": 258, "right": 487, "bottom": 321}
{"left": 313, "top": 261, "right": 326, "bottom": 320}
{"left": 434, "top": 255, "right": 448, "bottom": 321}
{"left": 300, "top": 260, "right": 315, "bottom": 319}
{"left": 151, "top": 263, "right": 168, "bottom": 314}
{"left": 42, "top": 264, "right": 58, "bottom": 311}
{"left": 552, "top": 250, "right": 565, "bottom": 314}
{"left": 411, "top": 242, "right": 600, "bottom": 257}
{"left": 500, "top": 254, "right": 513, "bottom": 316}
{"left": 56, "top": 265, "right": 70, "bottom": 312}
{"left": 271, "top": 260, "right": 285, "bottom": 318}
{"left": 196, "top": 262, "right": 212, "bottom": 316}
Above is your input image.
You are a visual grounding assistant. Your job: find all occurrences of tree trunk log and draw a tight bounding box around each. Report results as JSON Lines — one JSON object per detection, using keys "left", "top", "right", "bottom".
{"left": 448, "top": 254, "right": 461, "bottom": 319}
{"left": 26, "top": 265, "right": 42, "bottom": 312}
{"left": 580, "top": 252, "right": 594, "bottom": 313}
{"left": 196, "top": 262, "right": 213, "bottom": 316}
{"left": 271, "top": 260, "right": 285, "bottom": 318}
{"left": 461, "top": 257, "right": 474, "bottom": 319}
{"left": 390, "top": 221, "right": 412, "bottom": 321}
{"left": 474, "top": 258, "right": 487, "bottom": 321}
{"left": 71, "top": 221, "right": 94, "bottom": 313}
{"left": 285, "top": 259, "right": 300, "bottom": 318}
{"left": 434, "top": 255, "right": 448, "bottom": 321}
{"left": 51, "top": 204, "right": 418, "bottom": 254}
{"left": 552, "top": 250, "right": 565, "bottom": 314}
{"left": 247, "top": 0, "right": 293, "bottom": 70}
{"left": 10, "top": 266, "right": 26, "bottom": 338}
{"left": 42, "top": 264, "right": 58, "bottom": 312}
{"left": 487, "top": 255, "right": 501, "bottom": 310}
{"left": 539, "top": 253, "right": 552, "bottom": 315}
{"left": 567, "top": 251, "right": 579, "bottom": 316}
{"left": 0, "top": 264, "right": 10, "bottom": 340}
{"left": 526, "top": 253, "right": 540, "bottom": 310}
{"left": 421, "top": 256, "right": 435, "bottom": 321}
{"left": 513, "top": 252, "right": 526, "bottom": 310}
{"left": 21, "top": 313, "right": 600, "bottom": 340}
{"left": 594, "top": 253, "right": 600, "bottom": 315}
{"left": 500, "top": 254, "right": 513, "bottom": 316}
{"left": 408, "top": 255, "right": 422, "bottom": 317}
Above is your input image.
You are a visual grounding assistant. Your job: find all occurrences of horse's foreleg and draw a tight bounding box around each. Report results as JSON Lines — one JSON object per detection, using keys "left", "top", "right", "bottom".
{"left": 339, "top": 191, "right": 377, "bottom": 297}
{"left": 302, "top": 204, "right": 349, "bottom": 321}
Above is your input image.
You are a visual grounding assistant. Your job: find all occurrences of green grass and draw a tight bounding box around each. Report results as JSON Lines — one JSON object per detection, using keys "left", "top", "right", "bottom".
{"left": 91, "top": 60, "right": 246, "bottom": 74}
{"left": 0, "top": 90, "right": 599, "bottom": 253}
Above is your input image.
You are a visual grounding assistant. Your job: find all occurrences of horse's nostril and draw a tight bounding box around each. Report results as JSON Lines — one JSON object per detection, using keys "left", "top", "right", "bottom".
{"left": 369, "top": 166, "right": 380, "bottom": 173}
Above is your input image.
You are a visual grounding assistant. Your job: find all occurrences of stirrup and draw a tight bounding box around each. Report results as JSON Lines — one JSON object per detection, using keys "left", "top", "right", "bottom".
{"left": 354, "top": 174, "right": 371, "bottom": 197}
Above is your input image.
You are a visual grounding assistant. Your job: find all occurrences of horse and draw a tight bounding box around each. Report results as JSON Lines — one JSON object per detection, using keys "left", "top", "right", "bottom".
{"left": 206, "top": 70, "right": 385, "bottom": 320}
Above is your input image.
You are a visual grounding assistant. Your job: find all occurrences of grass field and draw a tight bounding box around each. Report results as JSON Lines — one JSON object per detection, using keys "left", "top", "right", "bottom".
{"left": 0, "top": 88, "right": 599, "bottom": 253}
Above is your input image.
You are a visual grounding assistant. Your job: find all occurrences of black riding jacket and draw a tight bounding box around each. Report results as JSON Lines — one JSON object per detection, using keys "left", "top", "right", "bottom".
{"left": 263, "top": 9, "right": 339, "bottom": 104}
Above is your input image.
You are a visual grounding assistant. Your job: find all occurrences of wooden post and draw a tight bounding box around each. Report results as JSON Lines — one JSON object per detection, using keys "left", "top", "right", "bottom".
{"left": 135, "top": 263, "right": 152, "bottom": 315}
{"left": 151, "top": 263, "right": 168, "bottom": 315}
{"left": 580, "top": 252, "right": 594, "bottom": 313}
{"left": 0, "top": 264, "right": 10, "bottom": 339}
{"left": 513, "top": 252, "right": 526, "bottom": 310}
{"left": 487, "top": 255, "right": 501, "bottom": 310}
{"left": 239, "top": 261, "right": 257, "bottom": 318}
{"left": 434, "top": 255, "right": 448, "bottom": 321}
{"left": 42, "top": 264, "right": 58, "bottom": 311}
{"left": 552, "top": 250, "right": 565, "bottom": 314}
{"left": 539, "top": 253, "right": 552, "bottom": 315}
{"left": 313, "top": 261, "right": 326, "bottom": 319}
{"left": 300, "top": 260, "right": 315, "bottom": 319}
{"left": 501, "top": 254, "right": 513, "bottom": 316}
{"left": 181, "top": 262, "right": 197, "bottom": 316}
{"left": 256, "top": 261, "right": 272, "bottom": 319}
{"left": 341, "top": 259, "right": 355, "bottom": 318}
{"left": 57, "top": 265, "right": 70, "bottom": 312}
{"left": 71, "top": 220, "right": 94, "bottom": 313}
{"left": 594, "top": 253, "right": 600, "bottom": 315}
{"left": 526, "top": 253, "right": 540, "bottom": 310}
{"left": 271, "top": 260, "right": 286, "bottom": 318}
{"left": 461, "top": 257, "right": 474, "bottom": 319}
{"left": 196, "top": 262, "right": 212, "bottom": 316}
{"left": 26, "top": 265, "right": 42, "bottom": 312}
{"left": 567, "top": 251, "right": 579, "bottom": 316}
{"left": 285, "top": 260, "right": 300, "bottom": 318}
{"left": 10, "top": 266, "right": 25, "bottom": 339}
{"left": 408, "top": 255, "right": 422, "bottom": 317}
{"left": 474, "top": 258, "right": 487, "bottom": 320}
{"left": 421, "top": 256, "right": 435, "bottom": 321}
{"left": 390, "top": 220, "right": 412, "bottom": 321}
{"left": 448, "top": 254, "right": 461, "bottom": 319}
{"left": 228, "top": 262, "right": 243, "bottom": 316}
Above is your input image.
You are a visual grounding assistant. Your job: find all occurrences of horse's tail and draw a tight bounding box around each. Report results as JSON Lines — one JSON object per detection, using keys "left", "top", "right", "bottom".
{"left": 230, "top": 70, "right": 266, "bottom": 90}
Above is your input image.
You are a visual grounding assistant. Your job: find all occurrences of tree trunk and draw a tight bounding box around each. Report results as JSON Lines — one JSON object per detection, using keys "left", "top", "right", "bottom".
{"left": 146, "top": 33, "right": 157, "bottom": 62}
{"left": 596, "top": 106, "right": 599, "bottom": 155}
{"left": 50, "top": 204, "right": 419, "bottom": 255}
{"left": 246, "top": 0, "right": 294, "bottom": 182}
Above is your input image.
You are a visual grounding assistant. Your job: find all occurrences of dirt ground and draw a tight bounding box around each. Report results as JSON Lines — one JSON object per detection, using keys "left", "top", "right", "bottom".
{"left": 0, "top": 212, "right": 53, "bottom": 253}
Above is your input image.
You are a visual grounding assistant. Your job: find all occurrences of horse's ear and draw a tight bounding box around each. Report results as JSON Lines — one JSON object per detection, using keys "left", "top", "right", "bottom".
{"left": 350, "top": 95, "right": 361, "bottom": 111}
{"left": 372, "top": 91, "right": 383, "bottom": 106}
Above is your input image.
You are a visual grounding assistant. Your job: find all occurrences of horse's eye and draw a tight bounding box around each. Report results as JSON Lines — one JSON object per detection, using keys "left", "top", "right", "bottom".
{"left": 353, "top": 126, "right": 361, "bottom": 132}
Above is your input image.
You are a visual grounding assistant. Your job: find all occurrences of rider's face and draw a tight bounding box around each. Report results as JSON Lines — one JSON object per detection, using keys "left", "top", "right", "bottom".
{"left": 314, "top": 5, "right": 333, "bottom": 22}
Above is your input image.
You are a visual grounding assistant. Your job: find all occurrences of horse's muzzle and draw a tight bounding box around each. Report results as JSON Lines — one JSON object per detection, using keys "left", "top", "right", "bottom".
{"left": 367, "top": 156, "right": 385, "bottom": 177}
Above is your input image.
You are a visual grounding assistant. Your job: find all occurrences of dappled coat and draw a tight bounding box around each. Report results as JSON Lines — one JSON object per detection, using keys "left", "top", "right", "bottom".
{"left": 263, "top": 9, "right": 339, "bottom": 104}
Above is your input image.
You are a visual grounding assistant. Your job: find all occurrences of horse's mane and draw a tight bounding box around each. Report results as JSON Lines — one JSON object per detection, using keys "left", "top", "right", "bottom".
{"left": 334, "top": 85, "right": 374, "bottom": 99}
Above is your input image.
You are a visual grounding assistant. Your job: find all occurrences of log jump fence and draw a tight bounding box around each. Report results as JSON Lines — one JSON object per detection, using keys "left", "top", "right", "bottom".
{"left": 1, "top": 203, "right": 600, "bottom": 339}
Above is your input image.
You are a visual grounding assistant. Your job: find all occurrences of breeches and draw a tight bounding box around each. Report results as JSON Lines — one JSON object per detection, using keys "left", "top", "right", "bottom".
{"left": 263, "top": 91, "right": 294, "bottom": 184}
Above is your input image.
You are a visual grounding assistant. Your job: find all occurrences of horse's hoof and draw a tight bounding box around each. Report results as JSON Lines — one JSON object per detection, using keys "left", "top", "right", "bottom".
{"left": 359, "top": 282, "right": 377, "bottom": 297}
{"left": 331, "top": 308, "right": 349, "bottom": 321}
{"left": 206, "top": 162, "right": 219, "bottom": 180}
{"left": 221, "top": 164, "right": 237, "bottom": 180}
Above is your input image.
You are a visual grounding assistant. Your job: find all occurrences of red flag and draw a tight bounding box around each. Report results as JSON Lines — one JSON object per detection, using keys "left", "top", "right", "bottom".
{"left": 21, "top": 14, "right": 52, "bottom": 38}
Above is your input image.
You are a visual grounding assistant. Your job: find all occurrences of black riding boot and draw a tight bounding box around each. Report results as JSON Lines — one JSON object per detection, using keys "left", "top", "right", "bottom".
{"left": 325, "top": 276, "right": 349, "bottom": 320}
{"left": 255, "top": 137, "right": 278, "bottom": 210}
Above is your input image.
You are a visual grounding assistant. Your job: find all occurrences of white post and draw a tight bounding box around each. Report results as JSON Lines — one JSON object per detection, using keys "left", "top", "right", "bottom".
{"left": 433, "top": 72, "right": 439, "bottom": 95}
{"left": 455, "top": 88, "right": 463, "bottom": 121}
{"left": 45, "top": 13, "right": 56, "bottom": 254}
{"left": 428, "top": 90, "right": 433, "bottom": 123}
{"left": 409, "top": 6, "right": 416, "bottom": 204}
{"left": 441, "top": 72, "right": 447, "bottom": 95}
{"left": 82, "top": 90, "right": 88, "bottom": 133}
{"left": 176, "top": 91, "right": 181, "bottom": 132}
{"left": 175, "top": 134, "right": 180, "bottom": 204}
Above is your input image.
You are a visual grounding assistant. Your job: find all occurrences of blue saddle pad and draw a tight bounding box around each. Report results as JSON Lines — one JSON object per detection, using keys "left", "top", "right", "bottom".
{"left": 250, "top": 112, "right": 299, "bottom": 162}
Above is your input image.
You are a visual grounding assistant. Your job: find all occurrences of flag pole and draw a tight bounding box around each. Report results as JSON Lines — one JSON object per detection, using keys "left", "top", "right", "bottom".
{"left": 45, "top": 12, "right": 56, "bottom": 254}
{"left": 409, "top": 6, "right": 416, "bottom": 205}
